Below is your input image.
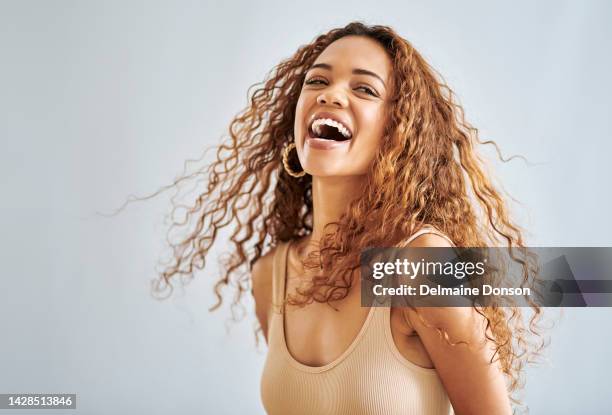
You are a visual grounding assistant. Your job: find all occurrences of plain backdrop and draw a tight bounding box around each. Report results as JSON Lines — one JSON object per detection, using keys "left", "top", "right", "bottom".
{"left": 1, "top": 1, "right": 611, "bottom": 414}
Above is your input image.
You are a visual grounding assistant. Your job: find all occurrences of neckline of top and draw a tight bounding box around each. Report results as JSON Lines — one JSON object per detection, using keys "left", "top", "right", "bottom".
{"left": 277, "top": 239, "right": 376, "bottom": 373}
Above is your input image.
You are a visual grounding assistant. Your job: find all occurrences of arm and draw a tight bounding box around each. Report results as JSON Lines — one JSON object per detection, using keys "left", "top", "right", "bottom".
{"left": 250, "top": 251, "right": 275, "bottom": 344}
{"left": 403, "top": 234, "right": 512, "bottom": 415}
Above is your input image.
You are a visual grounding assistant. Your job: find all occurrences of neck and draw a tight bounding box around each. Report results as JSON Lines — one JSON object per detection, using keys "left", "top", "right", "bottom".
{"left": 298, "top": 175, "right": 366, "bottom": 254}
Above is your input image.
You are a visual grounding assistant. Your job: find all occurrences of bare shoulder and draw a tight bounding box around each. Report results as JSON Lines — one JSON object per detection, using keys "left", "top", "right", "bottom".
{"left": 251, "top": 248, "right": 276, "bottom": 298}
{"left": 398, "top": 230, "right": 511, "bottom": 413}
{"left": 251, "top": 247, "right": 277, "bottom": 343}
{"left": 407, "top": 230, "right": 453, "bottom": 248}
{"left": 402, "top": 231, "right": 478, "bottom": 332}
{"left": 396, "top": 231, "right": 463, "bottom": 331}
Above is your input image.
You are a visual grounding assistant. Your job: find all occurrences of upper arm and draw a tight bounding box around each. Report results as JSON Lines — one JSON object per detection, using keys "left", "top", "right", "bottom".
{"left": 402, "top": 233, "right": 512, "bottom": 415}
{"left": 251, "top": 250, "right": 275, "bottom": 344}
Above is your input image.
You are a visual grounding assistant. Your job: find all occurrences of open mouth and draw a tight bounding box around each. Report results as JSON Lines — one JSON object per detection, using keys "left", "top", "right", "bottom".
{"left": 308, "top": 118, "right": 353, "bottom": 142}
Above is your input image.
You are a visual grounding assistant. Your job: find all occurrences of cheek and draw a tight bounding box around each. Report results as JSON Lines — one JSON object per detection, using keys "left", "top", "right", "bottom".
{"left": 359, "top": 107, "right": 388, "bottom": 144}
{"left": 293, "top": 94, "right": 308, "bottom": 136}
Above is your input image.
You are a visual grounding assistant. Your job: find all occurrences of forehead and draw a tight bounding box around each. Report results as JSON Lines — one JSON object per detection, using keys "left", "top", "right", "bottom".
{"left": 312, "top": 35, "right": 392, "bottom": 79}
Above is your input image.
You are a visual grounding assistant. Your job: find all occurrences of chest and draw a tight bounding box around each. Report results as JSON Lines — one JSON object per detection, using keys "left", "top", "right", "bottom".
{"left": 283, "top": 276, "right": 435, "bottom": 369}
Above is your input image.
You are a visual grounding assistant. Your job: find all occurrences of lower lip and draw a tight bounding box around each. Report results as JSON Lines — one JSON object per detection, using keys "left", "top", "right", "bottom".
{"left": 305, "top": 132, "right": 352, "bottom": 150}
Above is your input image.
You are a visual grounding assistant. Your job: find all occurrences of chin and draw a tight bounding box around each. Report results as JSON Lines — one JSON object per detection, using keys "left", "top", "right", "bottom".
{"left": 302, "top": 165, "right": 342, "bottom": 177}
{"left": 304, "top": 165, "right": 366, "bottom": 178}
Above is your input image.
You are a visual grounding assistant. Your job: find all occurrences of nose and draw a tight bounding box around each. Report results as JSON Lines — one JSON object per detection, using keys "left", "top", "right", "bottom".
{"left": 316, "top": 88, "right": 348, "bottom": 108}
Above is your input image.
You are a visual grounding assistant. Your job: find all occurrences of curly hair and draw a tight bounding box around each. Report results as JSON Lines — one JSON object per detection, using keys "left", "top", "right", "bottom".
{"left": 139, "top": 21, "right": 547, "bottom": 411}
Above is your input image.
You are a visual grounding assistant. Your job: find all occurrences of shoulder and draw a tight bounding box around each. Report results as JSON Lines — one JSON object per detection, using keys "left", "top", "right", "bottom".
{"left": 400, "top": 228, "right": 470, "bottom": 330}
{"left": 251, "top": 247, "right": 276, "bottom": 304}
{"left": 404, "top": 226, "right": 454, "bottom": 248}
{"left": 251, "top": 246, "right": 278, "bottom": 342}
{"left": 407, "top": 233, "right": 453, "bottom": 248}
{"left": 400, "top": 229, "right": 488, "bottom": 362}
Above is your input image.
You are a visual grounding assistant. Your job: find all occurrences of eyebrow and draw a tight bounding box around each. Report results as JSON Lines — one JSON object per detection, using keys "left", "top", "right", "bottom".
{"left": 307, "top": 63, "right": 386, "bottom": 88}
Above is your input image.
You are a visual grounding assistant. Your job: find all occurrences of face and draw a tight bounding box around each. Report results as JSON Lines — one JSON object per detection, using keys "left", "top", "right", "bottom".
{"left": 293, "top": 35, "right": 393, "bottom": 177}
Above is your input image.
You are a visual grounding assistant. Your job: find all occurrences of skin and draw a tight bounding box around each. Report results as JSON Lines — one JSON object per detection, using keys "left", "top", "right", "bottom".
{"left": 252, "top": 35, "right": 512, "bottom": 415}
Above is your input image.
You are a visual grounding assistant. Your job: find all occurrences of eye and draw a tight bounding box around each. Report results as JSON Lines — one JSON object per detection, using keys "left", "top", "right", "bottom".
{"left": 356, "top": 85, "right": 378, "bottom": 97}
{"left": 304, "top": 77, "right": 327, "bottom": 85}
{"left": 304, "top": 77, "right": 379, "bottom": 97}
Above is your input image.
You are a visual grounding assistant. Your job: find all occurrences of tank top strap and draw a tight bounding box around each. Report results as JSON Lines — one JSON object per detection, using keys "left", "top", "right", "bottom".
{"left": 397, "top": 225, "right": 455, "bottom": 247}
{"left": 271, "top": 240, "right": 290, "bottom": 313}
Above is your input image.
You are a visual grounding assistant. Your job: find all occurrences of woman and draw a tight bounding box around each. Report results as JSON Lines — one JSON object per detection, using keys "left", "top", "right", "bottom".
{"left": 154, "top": 22, "right": 545, "bottom": 414}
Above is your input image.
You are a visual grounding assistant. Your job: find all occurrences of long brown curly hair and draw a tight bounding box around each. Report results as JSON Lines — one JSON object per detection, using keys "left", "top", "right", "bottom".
{"left": 143, "top": 21, "right": 547, "bottom": 410}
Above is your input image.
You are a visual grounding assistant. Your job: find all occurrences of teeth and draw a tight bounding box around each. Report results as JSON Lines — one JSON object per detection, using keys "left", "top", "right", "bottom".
{"left": 311, "top": 118, "right": 352, "bottom": 138}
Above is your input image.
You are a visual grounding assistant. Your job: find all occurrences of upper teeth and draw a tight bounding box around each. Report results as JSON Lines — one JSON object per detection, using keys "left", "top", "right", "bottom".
{"left": 311, "top": 118, "right": 352, "bottom": 138}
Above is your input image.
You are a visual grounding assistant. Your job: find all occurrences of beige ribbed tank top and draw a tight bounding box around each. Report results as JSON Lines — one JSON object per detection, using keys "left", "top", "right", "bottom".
{"left": 260, "top": 226, "right": 455, "bottom": 415}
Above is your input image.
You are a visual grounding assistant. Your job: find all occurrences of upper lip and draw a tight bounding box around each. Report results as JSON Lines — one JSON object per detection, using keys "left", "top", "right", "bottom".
{"left": 307, "top": 111, "right": 353, "bottom": 138}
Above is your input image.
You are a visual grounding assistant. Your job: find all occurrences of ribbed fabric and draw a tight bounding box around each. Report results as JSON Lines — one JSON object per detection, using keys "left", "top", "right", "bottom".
{"left": 261, "top": 226, "right": 455, "bottom": 415}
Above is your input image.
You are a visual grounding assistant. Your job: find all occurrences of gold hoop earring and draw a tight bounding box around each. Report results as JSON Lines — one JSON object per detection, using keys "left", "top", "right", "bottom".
{"left": 282, "top": 142, "right": 306, "bottom": 178}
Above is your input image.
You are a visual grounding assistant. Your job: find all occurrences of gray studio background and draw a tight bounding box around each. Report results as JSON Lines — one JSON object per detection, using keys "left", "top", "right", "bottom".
{"left": 1, "top": 1, "right": 611, "bottom": 414}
